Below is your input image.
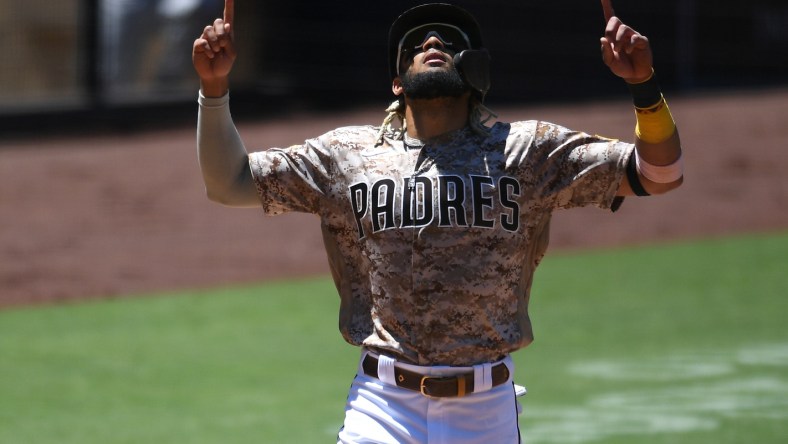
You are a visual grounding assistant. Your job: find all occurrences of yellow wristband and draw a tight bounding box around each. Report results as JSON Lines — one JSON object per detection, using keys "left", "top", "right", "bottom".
{"left": 634, "top": 98, "right": 676, "bottom": 144}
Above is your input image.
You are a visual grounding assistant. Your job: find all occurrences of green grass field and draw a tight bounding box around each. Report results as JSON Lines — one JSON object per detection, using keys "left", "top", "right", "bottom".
{"left": 1, "top": 232, "right": 786, "bottom": 443}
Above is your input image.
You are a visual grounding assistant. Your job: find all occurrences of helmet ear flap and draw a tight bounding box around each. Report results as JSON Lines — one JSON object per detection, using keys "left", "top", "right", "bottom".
{"left": 453, "top": 49, "right": 491, "bottom": 99}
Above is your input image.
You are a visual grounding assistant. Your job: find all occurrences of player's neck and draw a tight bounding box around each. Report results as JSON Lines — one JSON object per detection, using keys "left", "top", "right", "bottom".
{"left": 404, "top": 95, "right": 470, "bottom": 141}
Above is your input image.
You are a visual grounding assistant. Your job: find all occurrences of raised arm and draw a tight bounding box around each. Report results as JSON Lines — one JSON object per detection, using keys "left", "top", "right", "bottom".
{"left": 599, "top": 0, "right": 683, "bottom": 196}
{"left": 193, "top": 0, "right": 260, "bottom": 207}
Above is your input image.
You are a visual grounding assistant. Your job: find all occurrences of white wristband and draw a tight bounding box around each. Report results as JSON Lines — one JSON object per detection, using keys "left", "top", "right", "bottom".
{"left": 198, "top": 90, "right": 230, "bottom": 108}
{"left": 635, "top": 151, "right": 684, "bottom": 183}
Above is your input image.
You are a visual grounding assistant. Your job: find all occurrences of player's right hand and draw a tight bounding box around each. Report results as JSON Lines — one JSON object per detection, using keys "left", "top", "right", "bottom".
{"left": 193, "top": 0, "right": 236, "bottom": 89}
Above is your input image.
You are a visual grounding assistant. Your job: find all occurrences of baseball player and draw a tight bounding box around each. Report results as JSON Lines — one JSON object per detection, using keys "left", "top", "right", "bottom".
{"left": 193, "top": 1, "right": 683, "bottom": 442}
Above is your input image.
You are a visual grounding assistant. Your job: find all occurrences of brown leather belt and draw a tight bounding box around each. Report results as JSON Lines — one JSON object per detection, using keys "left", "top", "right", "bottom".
{"left": 362, "top": 354, "right": 510, "bottom": 398}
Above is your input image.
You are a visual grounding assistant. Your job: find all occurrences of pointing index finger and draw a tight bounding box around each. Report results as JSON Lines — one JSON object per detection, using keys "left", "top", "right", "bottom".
{"left": 224, "top": 0, "right": 234, "bottom": 26}
{"left": 601, "top": 0, "right": 615, "bottom": 22}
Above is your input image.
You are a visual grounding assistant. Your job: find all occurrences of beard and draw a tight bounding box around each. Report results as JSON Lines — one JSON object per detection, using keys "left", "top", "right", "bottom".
{"left": 400, "top": 68, "right": 469, "bottom": 100}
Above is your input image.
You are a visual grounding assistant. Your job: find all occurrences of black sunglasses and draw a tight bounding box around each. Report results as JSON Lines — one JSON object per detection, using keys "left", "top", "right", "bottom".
{"left": 396, "top": 23, "right": 472, "bottom": 74}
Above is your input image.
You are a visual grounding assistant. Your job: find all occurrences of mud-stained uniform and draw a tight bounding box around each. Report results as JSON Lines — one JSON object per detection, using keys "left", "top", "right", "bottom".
{"left": 248, "top": 122, "right": 634, "bottom": 367}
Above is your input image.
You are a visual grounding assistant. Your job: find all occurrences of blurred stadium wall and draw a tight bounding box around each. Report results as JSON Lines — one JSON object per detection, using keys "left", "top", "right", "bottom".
{"left": 1, "top": 0, "right": 786, "bottom": 133}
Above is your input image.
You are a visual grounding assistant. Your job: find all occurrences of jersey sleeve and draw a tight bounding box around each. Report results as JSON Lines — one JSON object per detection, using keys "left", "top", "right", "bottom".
{"left": 248, "top": 133, "right": 334, "bottom": 215}
{"left": 528, "top": 121, "right": 634, "bottom": 210}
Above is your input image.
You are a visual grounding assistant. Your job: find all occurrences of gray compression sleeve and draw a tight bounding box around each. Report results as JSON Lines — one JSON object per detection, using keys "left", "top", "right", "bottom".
{"left": 196, "top": 91, "right": 260, "bottom": 207}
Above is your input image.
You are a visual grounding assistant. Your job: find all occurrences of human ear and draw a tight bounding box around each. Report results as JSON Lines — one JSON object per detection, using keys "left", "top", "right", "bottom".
{"left": 392, "top": 78, "right": 404, "bottom": 96}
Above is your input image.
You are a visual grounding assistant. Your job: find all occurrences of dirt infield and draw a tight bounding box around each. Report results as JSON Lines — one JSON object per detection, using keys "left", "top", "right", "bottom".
{"left": 1, "top": 88, "right": 787, "bottom": 308}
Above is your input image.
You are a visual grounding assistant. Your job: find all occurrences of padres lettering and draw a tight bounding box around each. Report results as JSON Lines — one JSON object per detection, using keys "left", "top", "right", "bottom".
{"left": 349, "top": 175, "right": 521, "bottom": 238}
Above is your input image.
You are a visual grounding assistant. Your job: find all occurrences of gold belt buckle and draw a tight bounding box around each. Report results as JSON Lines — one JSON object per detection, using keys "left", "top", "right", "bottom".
{"left": 419, "top": 375, "right": 434, "bottom": 397}
{"left": 420, "top": 375, "right": 467, "bottom": 397}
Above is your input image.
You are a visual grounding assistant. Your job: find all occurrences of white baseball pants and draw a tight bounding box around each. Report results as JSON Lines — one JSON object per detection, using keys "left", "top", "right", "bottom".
{"left": 337, "top": 351, "right": 522, "bottom": 444}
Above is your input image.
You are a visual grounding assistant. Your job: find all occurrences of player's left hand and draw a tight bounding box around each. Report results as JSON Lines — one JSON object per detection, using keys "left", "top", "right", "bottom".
{"left": 599, "top": 0, "right": 653, "bottom": 83}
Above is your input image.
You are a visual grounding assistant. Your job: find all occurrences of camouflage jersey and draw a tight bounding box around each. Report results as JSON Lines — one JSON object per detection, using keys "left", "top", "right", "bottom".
{"left": 248, "top": 122, "right": 634, "bottom": 366}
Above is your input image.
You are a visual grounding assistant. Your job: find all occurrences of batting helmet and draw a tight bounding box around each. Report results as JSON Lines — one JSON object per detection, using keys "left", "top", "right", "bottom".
{"left": 388, "top": 3, "right": 491, "bottom": 97}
